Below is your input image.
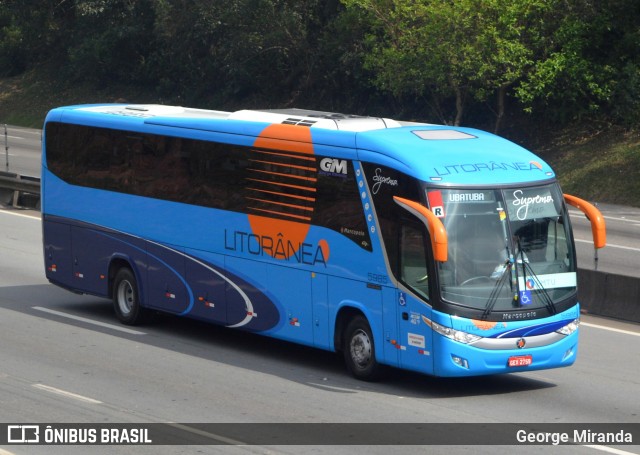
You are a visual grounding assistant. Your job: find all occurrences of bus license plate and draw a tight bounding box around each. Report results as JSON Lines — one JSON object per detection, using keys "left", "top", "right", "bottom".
{"left": 508, "top": 355, "right": 532, "bottom": 367}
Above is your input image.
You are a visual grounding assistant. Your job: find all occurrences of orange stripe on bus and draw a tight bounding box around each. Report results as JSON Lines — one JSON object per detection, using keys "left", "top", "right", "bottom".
{"left": 248, "top": 125, "right": 314, "bottom": 259}
{"left": 248, "top": 159, "right": 317, "bottom": 173}
{"left": 253, "top": 124, "right": 314, "bottom": 155}
{"left": 247, "top": 187, "right": 316, "bottom": 202}
{"left": 248, "top": 208, "right": 312, "bottom": 221}
{"left": 246, "top": 178, "right": 317, "bottom": 193}
{"left": 252, "top": 149, "right": 316, "bottom": 163}
{"left": 246, "top": 197, "right": 314, "bottom": 212}
{"left": 248, "top": 168, "right": 317, "bottom": 183}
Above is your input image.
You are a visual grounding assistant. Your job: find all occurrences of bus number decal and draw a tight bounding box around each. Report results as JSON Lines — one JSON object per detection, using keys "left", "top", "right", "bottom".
{"left": 367, "top": 273, "right": 388, "bottom": 285}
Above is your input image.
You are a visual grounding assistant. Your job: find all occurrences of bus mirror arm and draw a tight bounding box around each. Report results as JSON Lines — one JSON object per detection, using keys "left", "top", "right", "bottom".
{"left": 393, "top": 196, "right": 448, "bottom": 262}
{"left": 563, "top": 194, "right": 606, "bottom": 250}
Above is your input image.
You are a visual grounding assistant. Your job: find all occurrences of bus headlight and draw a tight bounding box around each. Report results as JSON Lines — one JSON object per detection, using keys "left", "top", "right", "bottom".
{"left": 432, "top": 321, "right": 482, "bottom": 344}
{"left": 556, "top": 318, "right": 580, "bottom": 336}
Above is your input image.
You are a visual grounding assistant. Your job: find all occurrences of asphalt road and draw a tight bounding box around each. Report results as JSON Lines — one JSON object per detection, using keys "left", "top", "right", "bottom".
{"left": 571, "top": 203, "right": 640, "bottom": 277}
{"left": 1, "top": 208, "right": 639, "bottom": 455}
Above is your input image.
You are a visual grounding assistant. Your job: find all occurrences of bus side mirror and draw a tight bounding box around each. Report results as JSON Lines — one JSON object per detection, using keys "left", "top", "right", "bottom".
{"left": 393, "top": 196, "right": 448, "bottom": 262}
{"left": 564, "top": 194, "right": 606, "bottom": 249}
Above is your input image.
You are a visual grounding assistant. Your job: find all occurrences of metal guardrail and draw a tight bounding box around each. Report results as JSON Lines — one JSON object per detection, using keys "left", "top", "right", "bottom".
{"left": 2, "top": 124, "right": 40, "bottom": 208}
{"left": 0, "top": 171, "right": 41, "bottom": 209}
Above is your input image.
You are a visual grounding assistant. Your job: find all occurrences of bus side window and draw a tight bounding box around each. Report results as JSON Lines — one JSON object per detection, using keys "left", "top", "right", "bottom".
{"left": 399, "top": 222, "right": 430, "bottom": 301}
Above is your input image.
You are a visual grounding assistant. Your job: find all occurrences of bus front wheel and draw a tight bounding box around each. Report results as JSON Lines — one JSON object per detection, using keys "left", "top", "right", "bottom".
{"left": 343, "top": 315, "right": 382, "bottom": 381}
{"left": 113, "top": 268, "right": 145, "bottom": 325}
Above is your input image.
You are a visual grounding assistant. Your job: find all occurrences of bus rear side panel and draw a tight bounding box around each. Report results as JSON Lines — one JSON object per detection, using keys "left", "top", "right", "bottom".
{"left": 43, "top": 219, "right": 73, "bottom": 291}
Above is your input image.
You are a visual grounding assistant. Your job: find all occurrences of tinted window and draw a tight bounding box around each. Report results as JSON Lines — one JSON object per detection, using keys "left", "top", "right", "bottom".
{"left": 45, "top": 122, "right": 370, "bottom": 249}
{"left": 362, "top": 163, "right": 423, "bottom": 278}
{"left": 399, "top": 221, "right": 430, "bottom": 300}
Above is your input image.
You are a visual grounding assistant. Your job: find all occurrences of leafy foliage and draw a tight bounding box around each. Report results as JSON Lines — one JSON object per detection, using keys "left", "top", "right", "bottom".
{"left": 0, "top": 0, "right": 639, "bottom": 131}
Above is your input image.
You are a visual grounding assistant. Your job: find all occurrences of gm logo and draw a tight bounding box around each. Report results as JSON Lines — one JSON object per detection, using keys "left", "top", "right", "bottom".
{"left": 319, "top": 158, "right": 347, "bottom": 175}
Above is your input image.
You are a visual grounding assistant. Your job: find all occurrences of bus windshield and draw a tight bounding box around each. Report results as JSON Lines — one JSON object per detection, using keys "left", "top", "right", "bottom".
{"left": 426, "top": 184, "right": 576, "bottom": 315}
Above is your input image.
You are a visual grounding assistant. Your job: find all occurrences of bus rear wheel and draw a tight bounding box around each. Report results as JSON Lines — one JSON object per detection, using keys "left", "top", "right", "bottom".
{"left": 343, "top": 315, "right": 382, "bottom": 381}
{"left": 113, "top": 268, "right": 145, "bottom": 325}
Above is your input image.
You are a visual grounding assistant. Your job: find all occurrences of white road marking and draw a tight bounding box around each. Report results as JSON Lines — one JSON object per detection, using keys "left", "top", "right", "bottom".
{"left": 166, "top": 422, "right": 247, "bottom": 445}
{"left": 584, "top": 445, "right": 639, "bottom": 455}
{"left": 570, "top": 209, "right": 640, "bottom": 225}
{"left": 574, "top": 238, "right": 640, "bottom": 252}
{"left": 0, "top": 209, "right": 40, "bottom": 220}
{"left": 581, "top": 321, "right": 640, "bottom": 337}
{"left": 32, "top": 383, "right": 102, "bottom": 404}
{"left": 33, "top": 306, "right": 146, "bottom": 335}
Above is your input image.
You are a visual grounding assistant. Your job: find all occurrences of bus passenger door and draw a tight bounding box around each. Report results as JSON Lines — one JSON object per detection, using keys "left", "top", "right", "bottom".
{"left": 311, "top": 272, "right": 330, "bottom": 349}
{"left": 381, "top": 286, "right": 400, "bottom": 367}
{"left": 397, "top": 291, "right": 434, "bottom": 374}
{"left": 396, "top": 222, "right": 435, "bottom": 375}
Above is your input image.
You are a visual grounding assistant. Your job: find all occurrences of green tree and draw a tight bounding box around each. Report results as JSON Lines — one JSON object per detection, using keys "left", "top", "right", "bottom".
{"left": 2, "top": 0, "right": 636, "bottom": 130}
{"left": 0, "top": 9, "right": 25, "bottom": 76}
{"left": 0, "top": 0, "right": 74, "bottom": 75}
{"left": 147, "top": 0, "right": 342, "bottom": 106}
{"left": 64, "top": 1, "right": 156, "bottom": 86}
{"left": 341, "top": 0, "right": 545, "bottom": 129}
{"left": 513, "top": 0, "right": 616, "bottom": 124}
{"left": 340, "top": 0, "right": 619, "bottom": 131}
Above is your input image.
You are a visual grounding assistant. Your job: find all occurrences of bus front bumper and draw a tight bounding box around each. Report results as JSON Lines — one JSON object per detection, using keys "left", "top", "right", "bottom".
{"left": 432, "top": 330, "right": 579, "bottom": 377}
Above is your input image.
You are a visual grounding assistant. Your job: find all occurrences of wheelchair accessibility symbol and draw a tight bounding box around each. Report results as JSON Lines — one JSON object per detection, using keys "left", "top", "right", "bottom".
{"left": 519, "top": 290, "right": 532, "bottom": 305}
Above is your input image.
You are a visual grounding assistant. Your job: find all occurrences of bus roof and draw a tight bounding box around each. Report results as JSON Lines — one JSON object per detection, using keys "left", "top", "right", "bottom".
{"left": 47, "top": 104, "right": 555, "bottom": 185}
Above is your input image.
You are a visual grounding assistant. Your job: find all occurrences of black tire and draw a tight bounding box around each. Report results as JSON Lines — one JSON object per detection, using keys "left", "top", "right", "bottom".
{"left": 112, "top": 268, "right": 145, "bottom": 325}
{"left": 343, "top": 315, "right": 383, "bottom": 381}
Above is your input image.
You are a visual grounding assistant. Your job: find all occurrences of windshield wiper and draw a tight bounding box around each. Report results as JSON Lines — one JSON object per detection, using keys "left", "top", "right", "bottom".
{"left": 515, "top": 238, "right": 556, "bottom": 314}
{"left": 516, "top": 237, "right": 528, "bottom": 305}
{"left": 482, "top": 207, "right": 516, "bottom": 319}
{"left": 482, "top": 258, "right": 512, "bottom": 319}
{"left": 522, "top": 261, "right": 557, "bottom": 315}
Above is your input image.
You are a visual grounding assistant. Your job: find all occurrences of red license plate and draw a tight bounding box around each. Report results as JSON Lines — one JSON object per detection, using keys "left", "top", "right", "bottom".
{"left": 508, "top": 355, "right": 533, "bottom": 367}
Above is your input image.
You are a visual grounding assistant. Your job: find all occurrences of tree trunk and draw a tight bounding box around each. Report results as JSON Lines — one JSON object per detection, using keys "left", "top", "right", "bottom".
{"left": 494, "top": 84, "right": 507, "bottom": 134}
{"left": 454, "top": 86, "right": 464, "bottom": 126}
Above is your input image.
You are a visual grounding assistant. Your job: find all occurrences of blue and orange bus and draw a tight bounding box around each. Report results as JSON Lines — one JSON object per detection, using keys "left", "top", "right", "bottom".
{"left": 41, "top": 104, "right": 605, "bottom": 379}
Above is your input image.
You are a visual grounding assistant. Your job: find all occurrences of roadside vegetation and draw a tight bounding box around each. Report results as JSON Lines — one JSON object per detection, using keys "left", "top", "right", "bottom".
{"left": 540, "top": 127, "right": 640, "bottom": 206}
{"left": 1, "top": 0, "right": 639, "bottom": 206}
